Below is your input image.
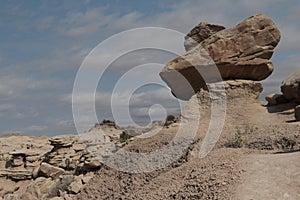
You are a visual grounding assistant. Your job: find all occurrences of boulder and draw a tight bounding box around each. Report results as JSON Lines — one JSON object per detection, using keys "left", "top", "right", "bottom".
{"left": 81, "top": 174, "right": 93, "bottom": 184}
{"left": 26, "top": 177, "right": 59, "bottom": 199}
{"left": 295, "top": 105, "right": 300, "bottom": 121}
{"left": 68, "top": 175, "right": 84, "bottom": 194}
{"left": 281, "top": 70, "right": 300, "bottom": 103}
{"left": 58, "top": 175, "right": 75, "bottom": 190}
{"left": 68, "top": 181, "right": 83, "bottom": 194}
{"left": 160, "top": 14, "right": 281, "bottom": 100}
{"left": 38, "top": 162, "right": 65, "bottom": 179}
{"left": 265, "top": 93, "right": 288, "bottom": 105}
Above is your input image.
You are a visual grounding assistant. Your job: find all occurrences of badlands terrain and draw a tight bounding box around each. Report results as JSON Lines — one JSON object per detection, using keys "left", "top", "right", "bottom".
{"left": 1, "top": 14, "right": 300, "bottom": 199}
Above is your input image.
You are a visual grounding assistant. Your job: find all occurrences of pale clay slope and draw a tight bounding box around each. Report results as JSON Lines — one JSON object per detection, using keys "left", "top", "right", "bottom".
{"left": 236, "top": 152, "right": 300, "bottom": 200}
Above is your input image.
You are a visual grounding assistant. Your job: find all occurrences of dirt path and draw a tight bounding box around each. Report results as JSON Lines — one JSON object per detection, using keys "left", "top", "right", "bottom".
{"left": 235, "top": 151, "right": 300, "bottom": 200}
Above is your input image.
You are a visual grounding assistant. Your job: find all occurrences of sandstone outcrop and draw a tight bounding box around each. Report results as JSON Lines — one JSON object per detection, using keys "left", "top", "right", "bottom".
{"left": 281, "top": 69, "right": 300, "bottom": 103}
{"left": 0, "top": 121, "right": 125, "bottom": 199}
{"left": 0, "top": 135, "right": 52, "bottom": 181}
{"left": 267, "top": 70, "right": 300, "bottom": 106}
{"left": 265, "top": 70, "right": 300, "bottom": 121}
{"left": 160, "top": 14, "right": 281, "bottom": 100}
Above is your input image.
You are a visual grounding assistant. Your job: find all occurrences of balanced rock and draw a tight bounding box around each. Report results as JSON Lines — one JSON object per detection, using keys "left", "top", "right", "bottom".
{"left": 281, "top": 69, "right": 300, "bottom": 103}
{"left": 160, "top": 14, "right": 281, "bottom": 100}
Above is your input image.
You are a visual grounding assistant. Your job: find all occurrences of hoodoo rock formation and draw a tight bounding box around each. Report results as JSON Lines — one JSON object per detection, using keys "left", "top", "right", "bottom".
{"left": 160, "top": 14, "right": 281, "bottom": 100}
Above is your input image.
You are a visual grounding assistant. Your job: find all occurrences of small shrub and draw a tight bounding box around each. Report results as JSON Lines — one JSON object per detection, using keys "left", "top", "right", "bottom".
{"left": 119, "top": 131, "right": 132, "bottom": 143}
{"left": 166, "top": 115, "right": 176, "bottom": 122}
{"left": 244, "top": 123, "right": 254, "bottom": 134}
{"left": 234, "top": 127, "right": 244, "bottom": 148}
{"left": 229, "top": 123, "right": 256, "bottom": 148}
{"left": 164, "top": 115, "right": 176, "bottom": 126}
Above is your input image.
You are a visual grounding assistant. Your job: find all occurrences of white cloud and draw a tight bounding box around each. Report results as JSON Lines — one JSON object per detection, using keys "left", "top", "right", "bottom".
{"left": 0, "top": 85, "right": 15, "bottom": 99}
{"left": 64, "top": 85, "right": 182, "bottom": 129}
{"left": 57, "top": 120, "right": 75, "bottom": 129}
{"left": 0, "top": 103, "right": 15, "bottom": 112}
{"left": 277, "top": 25, "right": 300, "bottom": 52}
{"left": 36, "top": 16, "right": 55, "bottom": 32}
{"left": 24, "top": 125, "right": 48, "bottom": 132}
{"left": 55, "top": 7, "right": 143, "bottom": 37}
{"left": 0, "top": 74, "right": 69, "bottom": 100}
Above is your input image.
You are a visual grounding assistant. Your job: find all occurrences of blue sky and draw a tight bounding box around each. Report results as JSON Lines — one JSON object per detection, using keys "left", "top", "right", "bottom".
{"left": 0, "top": 0, "right": 299, "bottom": 136}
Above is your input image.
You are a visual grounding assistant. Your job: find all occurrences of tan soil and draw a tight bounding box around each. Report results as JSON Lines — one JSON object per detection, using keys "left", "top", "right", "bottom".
{"left": 236, "top": 151, "right": 300, "bottom": 200}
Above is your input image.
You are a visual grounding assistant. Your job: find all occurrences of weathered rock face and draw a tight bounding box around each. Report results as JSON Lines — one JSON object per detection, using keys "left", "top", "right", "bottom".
{"left": 0, "top": 121, "right": 127, "bottom": 199}
{"left": 160, "top": 14, "right": 281, "bottom": 100}
{"left": 38, "top": 162, "right": 65, "bottom": 179}
{"left": 0, "top": 134, "right": 102, "bottom": 199}
{"left": 0, "top": 135, "right": 52, "bottom": 181}
{"left": 87, "top": 119, "right": 123, "bottom": 141}
{"left": 184, "top": 22, "right": 225, "bottom": 51}
{"left": 43, "top": 135, "right": 102, "bottom": 174}
{"left": 281, "top": 70, "right": 300, "bottom": 103}
{"left": 194, "top": 80, "right": 263, "bottom": 107}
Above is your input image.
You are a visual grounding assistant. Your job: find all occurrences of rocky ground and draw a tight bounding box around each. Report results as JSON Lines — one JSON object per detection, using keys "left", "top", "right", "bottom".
{"left": 1, "top": 84, "right": 299, "bottom": 199}
{"left": 0, "top": 120, "right": 171, "bottom": 200}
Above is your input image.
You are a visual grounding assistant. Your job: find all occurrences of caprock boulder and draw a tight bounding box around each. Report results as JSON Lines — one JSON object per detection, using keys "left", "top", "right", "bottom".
{"left": 160, "top": 14, "right": 281, "bottom": 100}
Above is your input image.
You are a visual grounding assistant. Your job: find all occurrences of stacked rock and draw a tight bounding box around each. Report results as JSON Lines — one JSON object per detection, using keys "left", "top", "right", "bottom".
{"left": 159, "top": 14, "right": 281, "bottom": 101}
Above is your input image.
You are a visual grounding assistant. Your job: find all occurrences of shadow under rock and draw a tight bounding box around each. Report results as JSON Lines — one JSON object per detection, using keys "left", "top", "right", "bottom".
{"left": 273, "top": 149, "right": 300, "bottom": 154}
{"left": 286, "top": 119, "right": 298, "bottom": 123}
{"left": 266, "top": 102, "right": 297, "bottom": 113}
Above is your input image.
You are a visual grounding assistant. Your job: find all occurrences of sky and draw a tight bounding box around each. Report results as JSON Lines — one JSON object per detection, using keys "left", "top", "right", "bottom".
{"left": 0, "top": 0, "right": 299, "bottom": 136}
